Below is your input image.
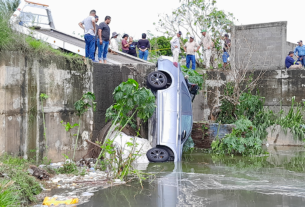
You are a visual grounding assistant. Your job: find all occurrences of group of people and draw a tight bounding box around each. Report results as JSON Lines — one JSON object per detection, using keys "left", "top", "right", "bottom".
{"left": 285, "top": 40, "right": 305, "bottom": 69}
{"left": 170, "top": 30, "right": 230, "bottom": 70}
{"left": 79, "top": 10, "right": 150, "bottom": 63}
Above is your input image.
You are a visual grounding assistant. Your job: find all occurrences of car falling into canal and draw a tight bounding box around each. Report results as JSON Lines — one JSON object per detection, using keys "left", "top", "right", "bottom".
{"left": 146, "top": 58, "right": 198, "bottom": 163}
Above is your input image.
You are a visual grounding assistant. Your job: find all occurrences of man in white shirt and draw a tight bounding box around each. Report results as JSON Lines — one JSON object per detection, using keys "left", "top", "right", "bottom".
{"left": 170, "top": 31, "right": 182, "bottom": 63}
{"left": 198, "top": 29, "right": 213, "bottom": 69}
{"left": 78, "top": 10, "right": 97, "bottom": 62}
{"left": 184, "top": 36, "right": 200, "bottom": 70}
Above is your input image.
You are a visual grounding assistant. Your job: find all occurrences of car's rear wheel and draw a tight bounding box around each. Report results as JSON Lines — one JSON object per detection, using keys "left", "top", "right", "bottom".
{"left": 147, "top": 71, "right": 168, "bottom": 90}
{"left": 146, "top": 147, "right": 169, "bottom": 162}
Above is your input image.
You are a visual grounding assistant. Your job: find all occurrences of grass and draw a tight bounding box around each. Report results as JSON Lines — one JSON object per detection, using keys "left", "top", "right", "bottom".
{"left": 0, "top": 154, "right": 42, "bottom": 206}
{"left": 0, "top": 0, "right": 85, "bottom": 68}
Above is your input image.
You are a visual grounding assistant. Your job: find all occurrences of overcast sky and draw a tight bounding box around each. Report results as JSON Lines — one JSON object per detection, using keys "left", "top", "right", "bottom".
{"left": 31, "top": 0, "right": 304, "bottom": 43}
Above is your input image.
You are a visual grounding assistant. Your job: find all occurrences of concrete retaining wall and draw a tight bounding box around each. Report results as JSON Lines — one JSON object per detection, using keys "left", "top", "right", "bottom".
{"left": 0, "top": 51, "right": 155, "bottom": 162}
{"left": 231, "top": 21, "right": 296, "bottom": 70}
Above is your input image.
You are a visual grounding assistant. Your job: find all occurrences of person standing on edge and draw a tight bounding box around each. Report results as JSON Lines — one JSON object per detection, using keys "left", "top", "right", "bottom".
{"left": 98, "top": 16, "right": 111, "bottom": 64}
{"left": 128, "top": 37, "right": 137, "bottom": 57}
{"left": 184, "top": 36, "right": 199, "bottom": 70}
{"left": 223, "top": 34, "right": 231, "bottom": 68}
{"left": 121, "top": 34, "right": 129, "bottom": 54}
{"left": 94, "top": 15, "right": 99, "bottom": 58}
{"left": 294, "top": 40, "right": 305, "bottom": 67}
{"left": 138, "top": 33, "right": 150, "bottom": 60}
{"left": 199, "top": 29, "right": 213, "bottom": 69}
{"left": 109, "top": 32, "right": 119, "bottom": 53}
{"left": 78, "top": 10, "right": 97, "bottom": 61}
{"left": 170, "top": 31, "right": 182, "bottom": 63}
{"left": 285, "top": 51, "right": 302, "bottom": 69}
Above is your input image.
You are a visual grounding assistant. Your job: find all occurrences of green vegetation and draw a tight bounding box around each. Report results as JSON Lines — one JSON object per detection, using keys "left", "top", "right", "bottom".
{"left": 96, "top": 79, "right": 156, "bottom": 184}
{"left": 0, "top": 180, "right": 19, "bottom": 207}
{"left": 276, "top": 96, "right": 305, "bottom": 140}
{"left": 56, "top": 155, "right": 78, "bottom": 175}
{"left": 213, "top": 81, "right": 305, "bottom": 156}
{"left": 73, "top": 92, "right": 96, "bottom": 160}
{"left": 0, "top": 155, "right": 42, "bottom": 206}
{"left": 181, "top": 65, "right": 205, "bottom": 89}
{"left": 212, "top": 118, "right": 263, "bottom": 156}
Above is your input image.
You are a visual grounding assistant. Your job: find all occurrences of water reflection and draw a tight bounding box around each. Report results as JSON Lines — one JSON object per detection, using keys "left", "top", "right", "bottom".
{"left": 80, "top": 146, "right": 305, "bottom": 207}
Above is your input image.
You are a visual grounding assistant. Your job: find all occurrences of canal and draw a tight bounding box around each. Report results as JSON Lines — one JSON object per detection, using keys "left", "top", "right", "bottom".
{"left": 79, "top": 146, "right": 305, "bottom": 207}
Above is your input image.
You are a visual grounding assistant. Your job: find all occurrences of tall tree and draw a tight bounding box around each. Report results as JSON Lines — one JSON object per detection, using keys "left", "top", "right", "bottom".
{"left": 154, "top": 0, "right": 235, "bottom": 67}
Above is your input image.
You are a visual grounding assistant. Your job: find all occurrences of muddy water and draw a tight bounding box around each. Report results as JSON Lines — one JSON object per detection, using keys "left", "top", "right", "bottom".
{"left": 79, "top": 147, "right": 305, "bottom": 207}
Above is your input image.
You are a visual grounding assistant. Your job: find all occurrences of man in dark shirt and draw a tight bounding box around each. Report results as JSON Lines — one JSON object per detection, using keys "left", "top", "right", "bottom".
{"left": 98, "top": 16, "right": 111, "bottom": 63}
{"left": 285, "top": 51, "right": 301, "bottom": 69}
{"left": 137, "top": 33, "right": 150, "bottom": 61}
{"left": 222, "top": 34, "right": 231, "bottom": 68}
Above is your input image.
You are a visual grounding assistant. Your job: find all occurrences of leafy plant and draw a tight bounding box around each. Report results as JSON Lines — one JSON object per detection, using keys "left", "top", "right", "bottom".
{"left": 40, "top": 93, "right": 48, "bottom": 148}
{"left": 95, "top": 79, "right": 156, "bottom": 184}
{"left": 276, "top": 96, "right": 305, "bottom": 140}
{"left": 73, "top": 92, "right": 96, "bottom": 160}
{"left": 212, "top": 118, "right": 263, "bottom": 156}
{"left": 181, "top": 65, "right": 204, "bottom": 90}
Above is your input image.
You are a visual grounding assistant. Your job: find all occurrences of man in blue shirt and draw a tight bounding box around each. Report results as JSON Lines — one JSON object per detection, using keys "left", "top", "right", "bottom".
{"left": 294, "top": 40, "right": 305, "bottom": 67}
{"left": 285, "top": 51, "right": 301, "bottom": 69}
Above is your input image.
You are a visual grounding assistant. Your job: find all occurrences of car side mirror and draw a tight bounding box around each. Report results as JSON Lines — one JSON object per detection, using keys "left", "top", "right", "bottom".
{"left": 182, "top": 130, "right": 186, "bottom": 139}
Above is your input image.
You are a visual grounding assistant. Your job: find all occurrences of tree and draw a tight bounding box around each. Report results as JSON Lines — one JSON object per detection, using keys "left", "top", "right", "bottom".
{"left": 154, "top": 0, "right": 235, "bottom": 68}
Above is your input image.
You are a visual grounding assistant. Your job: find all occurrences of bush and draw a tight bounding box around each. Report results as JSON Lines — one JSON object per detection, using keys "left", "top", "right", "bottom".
{"left": 212, "top": 118, "right": 263, "bottom": 156}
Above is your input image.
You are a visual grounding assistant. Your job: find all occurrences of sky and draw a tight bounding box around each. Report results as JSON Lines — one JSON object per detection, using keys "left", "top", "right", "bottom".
{"left": 23, "top": 0, "right": 305, "bottom": 43}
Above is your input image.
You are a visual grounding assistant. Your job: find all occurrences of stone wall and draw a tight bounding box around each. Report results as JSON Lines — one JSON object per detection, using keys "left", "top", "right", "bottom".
{"left": 0, "top": 51, "right": 155, "bottom": 162}
{"left": 231, "top": 21, "right": 295, "bottom": 70}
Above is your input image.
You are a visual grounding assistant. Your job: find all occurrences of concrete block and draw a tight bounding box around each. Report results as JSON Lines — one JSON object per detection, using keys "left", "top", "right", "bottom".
{"left": 266, "top": 125, "right": 305, "bottom": 146}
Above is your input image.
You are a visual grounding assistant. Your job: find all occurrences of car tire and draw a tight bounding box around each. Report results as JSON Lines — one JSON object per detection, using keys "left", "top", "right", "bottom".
{"left": 147, "top": 71, "right": 168, "bottom": 90}
{"left": 146, "top": 147, "right": 169, "bottom": 162}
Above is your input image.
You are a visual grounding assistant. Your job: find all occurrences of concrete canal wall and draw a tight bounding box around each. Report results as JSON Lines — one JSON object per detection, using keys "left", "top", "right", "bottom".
{"left": 0, "top": 51, "right": 154, "bottom": 162}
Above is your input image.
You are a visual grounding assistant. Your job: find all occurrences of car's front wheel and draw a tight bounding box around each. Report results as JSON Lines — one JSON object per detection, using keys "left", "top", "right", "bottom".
{"left": 147, "top": 71, "right": 168, "bottom": 90}
{"left": 146, "top": 147, "right": 169, "bottom": 162}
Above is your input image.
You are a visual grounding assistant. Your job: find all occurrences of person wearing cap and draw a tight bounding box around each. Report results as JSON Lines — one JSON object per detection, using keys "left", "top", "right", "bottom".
{"left": 98, "top": 16, "right": 111, "bottom": 63}
{"left": 285, "top": 51, "right": 302, "bottom": 69}
{"left": 222, "top": 34, "right": 231, "bottom": 68}
{"left": 198, "top": 29, "right": 213, "bottom": 69}
{"left": 294, "top": 40, "right": 305, "bottom": 67}
{"left": 137, "top": 33, "right": 150, "bottom": 60}
{"left": 170, "top": 31, "right": 182, "bottom": 63}
{"left": 78, "top": 10, "right": 97, "bottom": 62}
{"left": 121, "top": 34, "right": 129, "bottom": 54}
{"left": 94, "top": 15, "right": 99, "bottom": 59}
{"left": 109, "top": 32, "right": 119, "bottom": 53}
{"left": 183, "top": 36, "right": 200, "bottom": 70}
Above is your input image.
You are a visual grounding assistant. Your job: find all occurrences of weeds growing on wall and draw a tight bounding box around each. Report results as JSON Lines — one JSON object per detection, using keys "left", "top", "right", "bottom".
{"left": 95, "top": 79, "right": 156, "bottom": 184}
{"left": 73, "top": 92, "right": 96, "bottom": 160}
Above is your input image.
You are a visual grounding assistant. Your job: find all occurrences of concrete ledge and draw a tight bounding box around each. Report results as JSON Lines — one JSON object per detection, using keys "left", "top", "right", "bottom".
{"left": 234, "top": 21, "right": 287, "bottom": 30}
